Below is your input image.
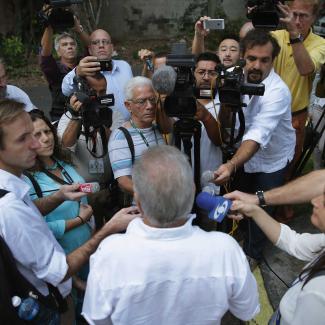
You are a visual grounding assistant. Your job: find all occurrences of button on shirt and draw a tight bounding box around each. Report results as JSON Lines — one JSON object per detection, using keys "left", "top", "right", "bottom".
{"left": 0, "top": 169, "right": 71, "bottom": 297}
{"left": 82, "top": 216, "right": 259, "bottom": 324}
{"left": 242, "top": 69, "right": 296, "bottom": 173}
{"left": 61, "top": 59, "right": 133, "bottom": 120}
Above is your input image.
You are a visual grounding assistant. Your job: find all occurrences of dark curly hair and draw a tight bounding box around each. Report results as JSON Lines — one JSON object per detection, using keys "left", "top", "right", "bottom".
{"left": 28, "top": 110, "right": 73, "bottom": 171}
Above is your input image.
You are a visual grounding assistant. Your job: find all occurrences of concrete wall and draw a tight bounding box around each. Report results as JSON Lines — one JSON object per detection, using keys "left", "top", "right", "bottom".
{"left": 99, "top": 0, "right": 245, "bottom": 41}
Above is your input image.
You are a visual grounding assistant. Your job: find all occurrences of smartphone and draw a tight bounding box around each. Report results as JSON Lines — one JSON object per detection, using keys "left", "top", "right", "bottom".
{"left": 203, "top": 19, "right": 225, "bottom": 30}
{"left": 98, "top": 59, "right": 113, "bottom": 71}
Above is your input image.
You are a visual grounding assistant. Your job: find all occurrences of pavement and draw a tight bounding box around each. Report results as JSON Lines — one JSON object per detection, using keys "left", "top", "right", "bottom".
{"left": 23, "top": 84, "right": 318, "bottom": 324}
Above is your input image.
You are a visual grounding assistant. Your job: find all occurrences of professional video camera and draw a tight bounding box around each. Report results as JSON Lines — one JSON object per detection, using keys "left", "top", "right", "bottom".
{"left": 216, "top": 60, "right": 265, "bottom": 107}
{"left": 163, "top": 42, "right": 197, "bottom": 118}
{"left": 38, "top": 0, "right": 83, "bottom": 31}
{"left": 246, "top": 0, "right": 287, "bottom": 29}
{"left": 72, "top": 76, "right": 114, "bottom": 130}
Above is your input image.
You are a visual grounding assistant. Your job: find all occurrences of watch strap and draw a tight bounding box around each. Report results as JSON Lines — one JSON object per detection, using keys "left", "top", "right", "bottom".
{"left": 289, "top": 34, "right": 303, "bottom": 44}
{"left": 256, "top": 190, "right": 267, "bottom": 207}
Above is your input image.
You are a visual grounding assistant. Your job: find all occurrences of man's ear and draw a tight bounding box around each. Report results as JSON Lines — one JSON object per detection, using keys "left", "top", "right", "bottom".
{"left": 125, "top": 100, "right": 132, "bottom": 113}
{"left": 134, "top": 192, "right": 144, "bottom": 215}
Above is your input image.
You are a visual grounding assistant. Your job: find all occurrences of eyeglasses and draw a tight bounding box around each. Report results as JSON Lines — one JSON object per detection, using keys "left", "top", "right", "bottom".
{"left": 292, "top": 12, "right": 312, "bottom": 21}
{"left": 90, "top": 39, "right": 112, "bottom": 46}
{"left": 195, "top": 69, "right": 217, "bottom": 77}
{"left": 130, "top": 97, "right": 157, "bottom": 106}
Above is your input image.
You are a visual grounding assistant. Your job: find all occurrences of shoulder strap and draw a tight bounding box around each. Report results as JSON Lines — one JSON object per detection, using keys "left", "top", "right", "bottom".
{"left": 23, "top": 172, "right": 43, "bottom": 198}
{"left": 119, "top": 127, "right": 135, "bottom": 165}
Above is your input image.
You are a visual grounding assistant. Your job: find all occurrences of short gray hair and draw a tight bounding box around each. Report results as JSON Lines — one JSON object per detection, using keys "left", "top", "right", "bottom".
{"left": 132, "top": 145, "right": 195, "bottom": 227}
{"left": 54, "top": 33, "right": 76, "bottom": 52}
{"left": 124, "top": 76, "right": 153, "bottom": 101}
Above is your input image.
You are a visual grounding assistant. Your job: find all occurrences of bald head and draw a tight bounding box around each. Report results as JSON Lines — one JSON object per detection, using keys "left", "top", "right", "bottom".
{"left": 89, "top": 29, "right": 114, "bottom": 60}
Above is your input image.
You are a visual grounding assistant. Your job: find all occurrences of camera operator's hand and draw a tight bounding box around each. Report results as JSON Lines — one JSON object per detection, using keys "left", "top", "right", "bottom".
{"left": 138, "top": 49, "right": 154, "bottom": 61}
{"left": 69, "top": 94, "right": 83, "bottom": 113}
{"left": 195, "top": 101, "right": 211, "bottom": 122}
{"left": 195, "top": 16, "right": 211, "bottom": 37}
{"left": 76, "top": 56, "right": 100, "bottom": 77}
{"left": 213, "top": 162, "right": 235, "bottom": 185}
{"left": 277, "top": 2, "right": 299, "bottom": 37}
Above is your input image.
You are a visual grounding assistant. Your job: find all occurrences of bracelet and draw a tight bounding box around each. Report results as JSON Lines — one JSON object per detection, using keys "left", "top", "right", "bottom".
{"left": 77, "top": 215, "right": 84, "bottom": 224}
{"left": 256, "top": 190, "right": 267, "bottom": 207}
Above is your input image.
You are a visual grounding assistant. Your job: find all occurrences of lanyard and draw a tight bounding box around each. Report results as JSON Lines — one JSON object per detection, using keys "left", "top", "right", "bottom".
{"left": 130, "top": 119, "right": 158, "bottom": 147}
{"left": 42, "top": 160, "right": 74, "bottom": 185}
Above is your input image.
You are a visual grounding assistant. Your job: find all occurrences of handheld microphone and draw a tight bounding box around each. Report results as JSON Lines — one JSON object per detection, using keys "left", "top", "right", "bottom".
{"left": 79, "top": 182, "right": 100, "bottom": 193}
{"left": 201, "top": 170, "right": 220, "bottom": 196}
{"left": 152, "top": 65, "right": 177, "bottom": 95}
{"left": 196, "top": 192, "right": 232, "bottom": 222}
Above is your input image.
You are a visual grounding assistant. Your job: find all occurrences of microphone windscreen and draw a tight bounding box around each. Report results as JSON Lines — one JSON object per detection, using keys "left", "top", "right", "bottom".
{"left": 152, "top": 65, "right": 177, "bottom": 95}
{"left": 79, "top": 182, "right": 100, "bottom": 193}
{"left": 201, "top": 170, "right": 215, "bottom": 187}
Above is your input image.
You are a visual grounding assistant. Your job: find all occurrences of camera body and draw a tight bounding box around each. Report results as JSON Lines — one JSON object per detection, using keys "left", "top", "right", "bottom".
{"left": 203, "top": 19, "right": 225, "bottom": 30}
{"left": 247, "top": 0, "right": 286, "bottom": 29}
{"left": 73, "top": 77, "right": 114, "bottom": 130}
{"left": 39, "top": 0, "right": 83, "bottom": 31}
{"left": 164, "top": 42, "right": 197, "bottom": 118}
{"left": 216, "top": 62, "right": 265, "bottom": 107}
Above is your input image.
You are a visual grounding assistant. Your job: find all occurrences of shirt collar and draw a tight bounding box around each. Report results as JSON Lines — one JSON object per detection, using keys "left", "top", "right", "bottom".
{"left": 0, "top": 169, "right": 31, "bottom": 200}
{"left": 126, "top": 214, "right": 196, "bottom": 240}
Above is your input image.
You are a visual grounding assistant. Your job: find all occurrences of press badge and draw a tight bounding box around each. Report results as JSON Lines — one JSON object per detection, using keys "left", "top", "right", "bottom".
{"left": 89, "top": 158, "right": 104, "bottom": 174}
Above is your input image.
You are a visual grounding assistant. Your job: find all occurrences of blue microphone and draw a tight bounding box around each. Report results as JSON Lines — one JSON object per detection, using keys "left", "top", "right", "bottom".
{"left": 196, "top": 192, "right": 232, "bottom": 222}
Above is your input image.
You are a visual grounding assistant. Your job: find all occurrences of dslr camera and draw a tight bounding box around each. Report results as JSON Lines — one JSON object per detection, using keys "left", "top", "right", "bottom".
{"left": 72, "top": 76, "right": 114, "bottom": 130}
{"left": 38, "top": 0, "right": 83, "bottom": 31}
{"left": 247, "top": 0, "right": 286, "bottom": 29}
{"left": 216, "top": 60, "right": 265, "bottom": 107}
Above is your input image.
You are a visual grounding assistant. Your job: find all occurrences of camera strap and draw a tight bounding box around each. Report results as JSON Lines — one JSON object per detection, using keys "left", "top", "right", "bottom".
{"left": 130, "top": 119, "right": 158, "bottom": 147}
{"left": 84, "top": 126, "right": 108, "bottom": 159}
{"left": 40, "top": 160, "right": 73, "bottom": 185}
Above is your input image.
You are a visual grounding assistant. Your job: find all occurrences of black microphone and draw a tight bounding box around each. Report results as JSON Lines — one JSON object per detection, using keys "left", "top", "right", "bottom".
{"left": 152, "top": 65, "right": 177, "bottom": 95}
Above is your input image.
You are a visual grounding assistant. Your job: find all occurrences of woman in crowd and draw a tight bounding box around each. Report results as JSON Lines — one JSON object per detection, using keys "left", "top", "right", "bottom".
{"left": 24, "top": 110, "right": 93, "bottom": 319}
{"left": 232, "top": 191, "right": 325, "bottom": 325}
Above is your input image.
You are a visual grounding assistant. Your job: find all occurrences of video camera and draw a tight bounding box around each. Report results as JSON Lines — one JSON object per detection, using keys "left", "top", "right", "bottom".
{"left": 247, "top": 0, "right": 287, "bottom": 29}
{"left": 72, "top": 76, "right": 114, "bottom": 130}
{"left": 38, "top": 0, "right": 83, "bottom": 31}
{"left": 163, "top": 42, "right": 197, "bottom": 118}
{"left": 216, "top": 60, "right": 265, "bottom": 107}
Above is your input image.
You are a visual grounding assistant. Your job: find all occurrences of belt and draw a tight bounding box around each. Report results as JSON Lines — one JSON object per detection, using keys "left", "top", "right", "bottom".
{"left": 292, "top": 107, "right": 308, "bottom": 117}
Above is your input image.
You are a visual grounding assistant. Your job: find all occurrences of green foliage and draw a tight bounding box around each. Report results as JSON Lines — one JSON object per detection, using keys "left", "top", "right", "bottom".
{"left": 1, "top": 36, "right": 27, "bottom": 70}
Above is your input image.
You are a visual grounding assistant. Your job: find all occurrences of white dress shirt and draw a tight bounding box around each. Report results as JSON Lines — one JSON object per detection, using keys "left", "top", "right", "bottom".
{"left": 61, "top": 59, "right": 133, "bottom": 120}
{"left": 82, "top": 216, "right": 259, "bottom": 325}
{"left": 276, "top": 224, "right": 325, "bottom": 325}
{"left": 242, "top": 69, "right": 296, "bottom": 173}
{"left": 0, "top": 169, "right": 71, "bottom": 297}
{"left": 5, "top": 85, "right": 35, "bottom": 112}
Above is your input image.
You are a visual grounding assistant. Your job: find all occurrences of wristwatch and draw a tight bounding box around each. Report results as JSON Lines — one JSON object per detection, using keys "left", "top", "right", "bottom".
{"left": 256, "top": 190, "right": 267, "bottom": 207}
{"left": 289, "top": 33, "right": 303, "bottom": 44}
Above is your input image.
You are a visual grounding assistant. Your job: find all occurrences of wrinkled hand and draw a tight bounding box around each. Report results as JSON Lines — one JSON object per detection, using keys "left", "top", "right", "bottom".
{"left": 76, "top": 56, "right": 100, "bottom": 77}
{"left": 213, "top": 163, "right": 234, "bottom": 185}
{"left": 224, "top": 190, "right": 259, "bottom": 205}
{"left": 79, "top": 203, "right": 93, "bottom": 223}
{"left": 138, "top": 49, "right": 154, "bottom": 61}
{"left": 56, "top": 184, "right": 86, "bottom": 202}
{"left": 69, "top": 94, "right": 82, "bottom": 113}
{"left": 104, "top": 206, "right": 141, "bottom": 233}
{"left": 277, "top": 2, "right": 299, "bottom": 36}
{"left": 195, "top": 16, "right": 211, "bottom": 37}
